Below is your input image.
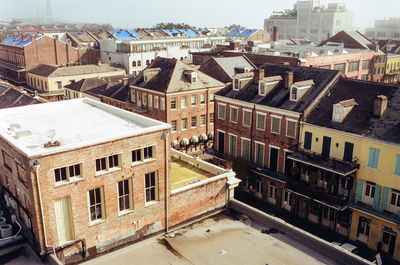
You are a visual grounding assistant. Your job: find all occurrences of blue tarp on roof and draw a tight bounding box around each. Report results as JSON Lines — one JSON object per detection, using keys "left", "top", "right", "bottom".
{"left": 108, "top": 30, "right": 136, "bottom": 39}
{"left": 163, "top": 29, "right": 199, "bottom": 37}
{"left": 128, "top": 30, "right": 142, "bottom": 39}
{"left": 2, "top": 33, "right": 43, "bottom": 47}
{"left": 225, "top": 28, "right": 258, "bottom": 37}
{"left": 181, "top": 29, "right": 199, "bottom": 36}
{"left": 200, "top": 28, "right": 209, "bottom": 33}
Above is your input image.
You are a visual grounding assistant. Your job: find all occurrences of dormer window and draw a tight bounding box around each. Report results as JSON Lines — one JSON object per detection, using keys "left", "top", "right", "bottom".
{"left": 233, "top": 78, "right": 240, "bottom": 91}
{"left": 259, "top": 82, "right": 266, "bottom": 96}
{"left": 332, "top": 99, "right": 357, "bottom": 123}
{"left": 191, "top": 72, "right": 197, "bottom": 83}
{"left": 143, "top": 68, "right": 161, "bottom": 83}
{"left": 291, "top": 87, "right": 297, "bottom": 101}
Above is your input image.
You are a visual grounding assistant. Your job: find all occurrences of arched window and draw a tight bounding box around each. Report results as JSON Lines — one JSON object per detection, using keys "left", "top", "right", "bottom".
{"left": 180, "top": 57, "right": 183, "bottom": 60}
{"left": 146, "top": 60, "right": 150, "bottom": 66}
{"left": 137, "top": 60, "right": 141, "bottom": 67}
{"left": 132, "top": 61, "right": 136, "bottom": 67}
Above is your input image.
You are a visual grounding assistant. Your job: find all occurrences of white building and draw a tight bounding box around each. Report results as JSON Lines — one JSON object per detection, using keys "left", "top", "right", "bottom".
{"left": 365, "top": 18, "right": 400, "bottom": 40}
{"left": 264, "top": 0, "right": 353, "bottom": 44}
{"left": 100, "top": 30, "right": 226, "bottom": 76}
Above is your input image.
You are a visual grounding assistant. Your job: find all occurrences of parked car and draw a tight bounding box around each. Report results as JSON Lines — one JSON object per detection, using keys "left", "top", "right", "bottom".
{"left": 331, "top": 242, "right": 359, "bottom": 254}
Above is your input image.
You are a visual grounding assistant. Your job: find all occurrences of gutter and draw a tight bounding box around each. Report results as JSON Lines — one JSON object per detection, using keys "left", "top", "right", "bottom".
{"left": 163, "top": 130, "right": 170, "bottom": 233}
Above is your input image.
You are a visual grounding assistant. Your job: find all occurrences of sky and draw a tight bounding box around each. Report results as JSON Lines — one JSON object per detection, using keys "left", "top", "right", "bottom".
{"left": 0, "top": 0, "right": 399, "bottom": 31}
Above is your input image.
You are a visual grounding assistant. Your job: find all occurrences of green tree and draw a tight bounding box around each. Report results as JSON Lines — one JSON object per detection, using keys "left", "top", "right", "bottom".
{"left": 151, "top": 22, "right": 194, "bottom": 29}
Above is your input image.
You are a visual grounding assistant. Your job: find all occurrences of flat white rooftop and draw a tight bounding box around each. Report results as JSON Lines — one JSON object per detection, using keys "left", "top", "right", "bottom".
{"left": 0, "top": 98, "right": 170, "bottom": 158}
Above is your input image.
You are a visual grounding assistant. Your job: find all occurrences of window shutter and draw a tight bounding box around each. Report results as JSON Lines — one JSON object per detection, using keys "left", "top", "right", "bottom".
{"left": 395, "top": 155, "right": 400, "bottom": 175}
{"left": 367, "top": 148, "right": 375, "bottom": 168}
{"left": 374, "top": 149, "right": 380, "bottom": 168}
{"left": 380, "top": 186, "right": 390, "bottom": 210}
{"left": 355, "top": 179, "right": 364, "bottom": 203}
{"left": 373, "top": 184, "right": 381, "bottom": 209}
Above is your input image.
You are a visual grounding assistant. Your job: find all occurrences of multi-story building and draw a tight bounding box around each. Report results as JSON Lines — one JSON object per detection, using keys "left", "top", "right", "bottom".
{"left": 100, "top": 29, "right": 226, "bottom": 76}
{"left": 129, "top": 57, "right": 225, "bottom": 151}
{"left": 264, "top": 0, "right": 353, "bottom": 44}
{"left": 383, "top": 54, "right": 400, "bottom": 84}
{"left": 365, "top": 18, "right": 400, "bottom": 41}
{"left": 0, "top": 98, "right": 239, "bottom": 264}
{"left": 292, "top": 78, "right": 400, "bottom": 260}
{"left": 0, "top": 34, "right": 99, "bottom": 84}
{"left": 26, "top": 63, "right": 125, "bottom": 101}
{"left": 214, "top": 64, "right": 341, "bottom": 211}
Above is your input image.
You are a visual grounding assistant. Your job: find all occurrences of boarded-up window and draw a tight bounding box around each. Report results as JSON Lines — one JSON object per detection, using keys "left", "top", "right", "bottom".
{"left": 2, "top": 150, "right": 13, "bottom": 172}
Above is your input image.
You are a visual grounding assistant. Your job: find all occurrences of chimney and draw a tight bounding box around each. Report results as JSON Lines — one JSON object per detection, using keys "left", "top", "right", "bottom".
{"left": 284, "top": 71, "right": 293, "bottom": 88}
{"left": 373, "top": 95, "right": 388, "bottom": 118}
{"left": 272, "top": 26, "right": 279, "bottom": 42}
{"left": 122, "top": 77, "right": 128, "bottom": 86}
{"left": 55, "top": 35, "right": 59, "bottom": 41}
{"left": 253, "top": 69, "right": 265, "bottom": 84}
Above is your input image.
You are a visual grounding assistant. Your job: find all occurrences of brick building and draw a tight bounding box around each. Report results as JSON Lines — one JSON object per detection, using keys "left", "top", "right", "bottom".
{"left": 129, "top": 57, "right": 225, "bottom": 152}
{"left": 214, "top": 64, "right": 341, "bottom": 211}
{"left": 0, "top": 98, "right": 239, "bottom": 264}
{"left": 0, "top": 34, "right": 99, "bottom": 84}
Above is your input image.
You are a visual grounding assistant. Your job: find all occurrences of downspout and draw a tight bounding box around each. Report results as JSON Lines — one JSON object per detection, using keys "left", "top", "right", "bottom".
{"left": 162, "top": 130, "right": 170, "bottom": 233}
{"left": 32, "top": 160, "right": 49, "bottom": 255}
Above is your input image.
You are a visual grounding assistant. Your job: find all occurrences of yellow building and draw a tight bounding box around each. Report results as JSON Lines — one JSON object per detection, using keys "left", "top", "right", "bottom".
{"left": 384, "top": 54, "right": 400, "bottom": 84}
{"left": 26, "top": 63, "right": 126, "bottom": 101}
{"left": 290, "top": 77, "right": 400, "bottom": 261}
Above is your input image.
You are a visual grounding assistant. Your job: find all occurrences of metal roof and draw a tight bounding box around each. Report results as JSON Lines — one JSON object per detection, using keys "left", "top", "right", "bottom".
{"left": 225, "top": 29, "right": 259, "bottom": 37}
{"left": 2, "top": 33, "right": 43, "bottom": 47}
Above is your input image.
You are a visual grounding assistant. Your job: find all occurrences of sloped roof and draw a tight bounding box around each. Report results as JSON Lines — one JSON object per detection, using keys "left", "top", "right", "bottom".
{"left": 2, "top": 33, "right": 44, "bottom": 47}
{"left": 217, "top": 64, "right": 339, "bottom": 112}
{"left": 306, "top": 78, "right": 400, "bottom": 144}
{"left": 28, "top": 64, "right": 125, "bottom": 78}
{"left": 65, "top": 75, "right": 124, "bottom": 92}
{"left": 225, "top": 29, "right": 259, "bottom": 37}
{"left": 0, "top": 86, "right": 42, "bottom": 109}
{"left": 131, "top": 57, "right": 225, "bottom": 93}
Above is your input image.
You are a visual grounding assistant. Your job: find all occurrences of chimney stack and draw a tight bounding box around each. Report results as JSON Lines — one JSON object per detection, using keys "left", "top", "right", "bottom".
{"left": 284, "top": 71, "right": 294, "bottom": 88}
{"left": 272, "top": 26, "right": 279, "bottom": 42}
{"left": 373, "top": 95, "right": 388, "bottom": 118}
{"left": 253, "top": 69, "right": 265, "bottom": 84}
{"left": 122, "top": 77, "right": 128, "bottom": 86}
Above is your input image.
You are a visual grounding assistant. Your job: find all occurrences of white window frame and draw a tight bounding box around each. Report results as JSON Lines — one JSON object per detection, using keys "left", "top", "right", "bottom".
{"left": 242, "top": 109, "right": 252, "bottom": 127}
{"left": 256, "top": 112, "right": 266, "bottom": 130}
{"left": 218, "top": 103, "right": 226, "bottom": 120}
{"left": 170, "top": 97, "right": 177, "bottom": 110}
{"left": 95, "top": 154, "right": 121, "bottom": 175}
{"left": 241, "top": 137, "right": 251, "bottom": 161}
{"left": 145, "top": 171, "right": 159, "bottom": 204}
{"left": 118, "top": 178, "right": 133, "bottom": 214}
{"left": 228, "top": 133, "right": 237, "bottom": 157}
{"left": 148, "top": 94, "right": 153, "bottom": 108}
{"left": 131, "top": 146, "right": 156, "bottom": 165}
{"left": 160, "top": 97, "right": 165, "bottom": 111}
{"left": 181, "top": 96, "right": 187, "bottom": 109}
{"left": 191, "top": 95, "right": 197, "bottom": 107}
{"left": 88, "top": 187, "right": 105, "bottom": 224}
{"left": 200, "top": 114, "right": 206, "bottom": 126}
{"left": 54, "top": 163, "right": 83, "bottom": 185}
{"left": 285, "top": 119, "right": 297, "bottom": 138}
{"left": 270, "top": 115, "right": 281, "bottom": 134}
{"left": 154, "top": 95, "right": 159, "bottom": 109}
{"left": 254, "top": 141, "right": 265, "bottom": 167}
{"left": 200, "top": 93, "right": 206, "bottom": 105}
{"left": 171, "top": 120, "right": 177, "bottom": 132}
{"left": 230, "top": 106, "right": 239, "bottom": 123}
{"left": 181, "top": 118, "right": 188, "bottom": 130}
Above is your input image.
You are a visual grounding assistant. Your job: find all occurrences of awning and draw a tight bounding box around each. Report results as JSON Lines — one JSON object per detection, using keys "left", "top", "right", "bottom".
{"left": 181, "top": 138, "right": 189, "bottom": 146}
{"left": 190, "top": 135, "right": 199, "bottom": 143}
{"left": 172, "top": 140, "right": 179, "bottom": 148}
{"left": 199, "top": 133, "right": 208, "bottom": 141}
{"left": 208, "top": 131, "right": 214, "bottom": 139}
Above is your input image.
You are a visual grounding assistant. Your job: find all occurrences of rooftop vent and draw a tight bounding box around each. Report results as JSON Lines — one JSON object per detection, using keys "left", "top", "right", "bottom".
{"left": 143, "top": 68, "right": 161, "bottom": 82}
{"left": 44, "top": 130, "right": 60, "bottom": 148}
{"left": 332, "top": 99, "right": 358, "bottom": 123}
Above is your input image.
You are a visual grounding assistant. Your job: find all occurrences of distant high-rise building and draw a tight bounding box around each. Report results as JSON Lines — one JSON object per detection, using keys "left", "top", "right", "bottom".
{"left": 365, "top": 18, "right": 400, "bottom": 41}
{"left": 264, "top": 0, "right": 353, "bottom": 44}
{"left": 46, "top": 0, "right": 53, "bottom": 24}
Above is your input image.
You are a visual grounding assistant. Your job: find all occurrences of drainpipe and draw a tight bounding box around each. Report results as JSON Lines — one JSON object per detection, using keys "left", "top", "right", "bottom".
{"left": 32, "top": 160, "right": 49, "bottom": 255}
{"left": 162, "top": 130, "right": 170, "bottom": 233}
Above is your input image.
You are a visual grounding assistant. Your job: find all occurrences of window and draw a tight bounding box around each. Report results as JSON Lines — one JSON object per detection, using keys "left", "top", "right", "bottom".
{"left": 132, "top": 61, "right": 136, "bottom": 67}
{"left": 348, "top": 61, "right": 359, "bottom": 72}
{"left": 154, "top": 96, "right": 159, "bottom": 109}
{"left": 256, "top": 113, "right": 266, "bottom": 130}
{"left": 2, "top": 150, "right": 13, "bottom": 172}
{"left": 171, "top": 120, "right": 177, "bottom": 132}
{"left": 390, "top": 189, "right": 400, "bottom": 207}
{"left": 357, "top": 216, "right": 370, "bottom": 237}
{"left": 304, "top": 131, "right": 312, "bottom": 150}
{"left": 137, "top": 60, "right": 141, "bottom": 66}
{"left": 365, "top": 182, "right": 376, "bottom": 198}
{"left": 181, "top": 118, "right": 188, "bottom": 130}
{"left": 255, "top": 142, "right": 265, "bottom": 167}
{"left": 209, "top": 92, "right": 214, "bottom": 103}
{"left": 291, "top": 87, "right": 297, "bottom": 101}
{"left": 57, "top": 81, "right": 62, "bottom": 89}
{"left": 394, "top": 155, "right": 400, "bottom": 176}
{"left": 362, "top": 60, "right": 370, "bottom": 70}
{"left": 191, "top": 116, "right": 197, "bottom": 128}
{"left": 271, "top": 116, "right": 281, "bottom": 134}
{"left": 230, "top": 107, "right": 238, "bottom": 123}
{"left": 148, "top": 94, "right": 153, "bottom": 108}
{"left": 118, "top": 179, "right": 132, "bottom": 212}
{"left": 96, "top": 154, "right": 120, "bottom": 173}
{"left": 209, "top": 113, "right": 214, "bottom": 124}
{"left": 142, "top": 93, "right": 147, "bottom": 106}
{"left": 146, "top": 59, "right": 150, "bottom": 66}
{"left": 255, "top": 179, "right": 262, "bottom": 197}
{"left": 334, "top": 63, "right": 345, "bottom": 72}
{"left": 200, "top": 114, "right": 206, "bottom": 126}
{"left": 170, "top": 98, "right": 177, "bottom": 110}
{"left": 241, "top": 138, "right": 251, "bottom": 161}
{"left": 131, "top": 91, "right": 136, "bottom": 103}
{"left": 191, "top": 95, "right": 197, "bottom": 106}
{"left": 259, "top": 82, "right": 266, "bottom": 95}
{"left": 233, "top": 79, "right": 240, "bottom": 91}
{"left": 286, "top": 120, "right": 296, "bottom": 138}
{"left": 88, "top": 187, "right": 104, "bottom": 222}
{"left": 243, "top": 109, "right": 251, "bottom": 127}
{"left": 228, "top": 134, "right": 237, "bottom": 157}
{"left": 269, "top": 182, "right": 277, "bottom": 199}
{"left": 181, "top": 96, "right": 187, "bottom": 109}
{"left": 218, "top": 104, "right": 226, "bottom": 120}
{"left": 132, "top": 146, "right": 155, "bottom": 164}
{"left": 54, "top": 164, "right": 81, "bottom": 183}
{"left": 200, "top": 93, "right": 206, "bottom": 104}
{"left": 160, "top": 97, "right": 165, "bottom": 111}
{"left": 145, "top": 171, "right": 158, "bottom": 202}
{"left": 367, "top": 148, "right": 380, "bottom": 169}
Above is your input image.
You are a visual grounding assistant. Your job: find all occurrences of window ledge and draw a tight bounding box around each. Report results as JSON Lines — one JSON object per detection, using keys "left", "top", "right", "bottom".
{"left": 118, "top": 209, "right": 134, "bottom": 217}
{"left": 55, "top": 177, "right": 84, "bottom": 187}
{"left": 89, "top": 219, "right": 106, "bottom": 227}
{"left": 145, "top": 201, "right": 159, "bottom": 208}
{"left": 95, "top": 167, "right": 122, "bottom": 176}
{"left": 132, "top": 158, "right": 156, "bottom": 167}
